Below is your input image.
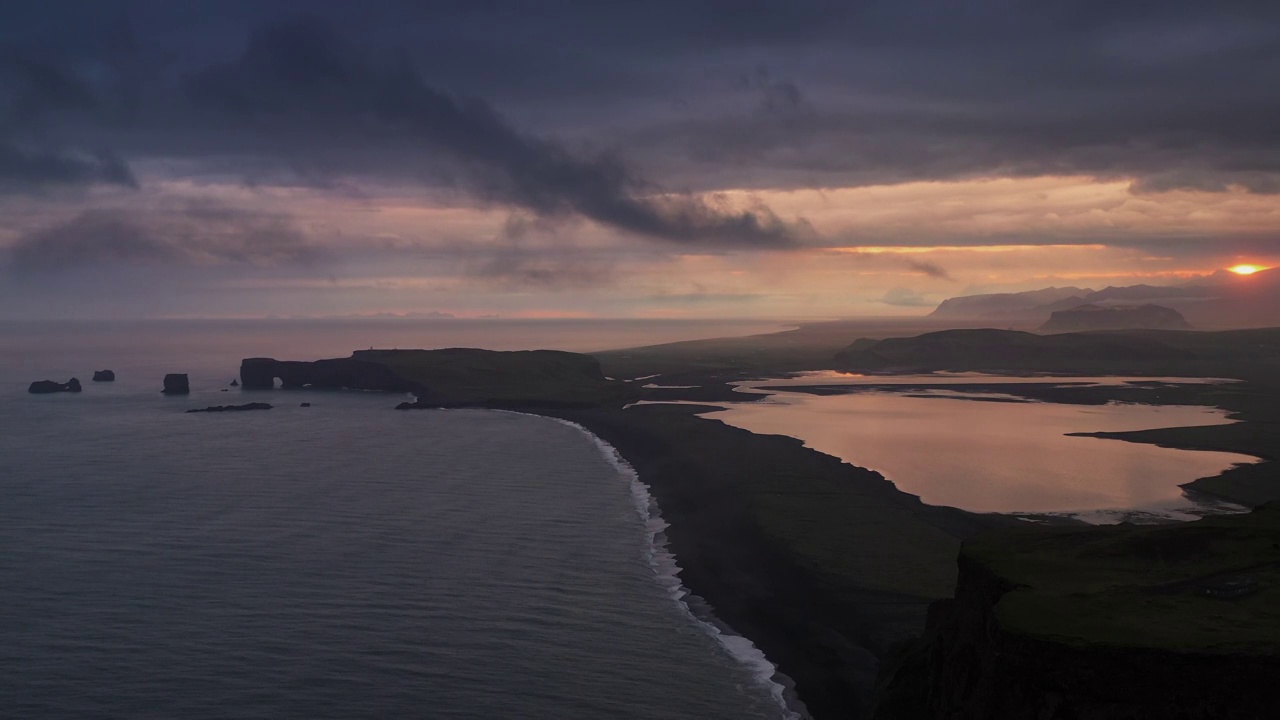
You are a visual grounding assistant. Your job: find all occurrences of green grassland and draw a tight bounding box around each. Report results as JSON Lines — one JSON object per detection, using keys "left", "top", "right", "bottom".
{"left": 966, "top": 504, "right": 1280, "bottom": 652}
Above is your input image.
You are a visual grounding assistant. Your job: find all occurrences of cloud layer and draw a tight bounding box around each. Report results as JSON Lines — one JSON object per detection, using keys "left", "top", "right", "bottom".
{"left": 1, "top": 1, "right": 1278, "bottom": 319}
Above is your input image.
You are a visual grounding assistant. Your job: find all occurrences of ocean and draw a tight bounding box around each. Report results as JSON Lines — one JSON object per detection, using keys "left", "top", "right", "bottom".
{"left": 0, "top": 320, "right": 797, "bottom": 719}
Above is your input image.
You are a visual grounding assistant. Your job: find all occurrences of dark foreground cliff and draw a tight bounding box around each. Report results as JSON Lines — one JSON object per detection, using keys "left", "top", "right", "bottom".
{"left": 874, "top": 504, "right": 1280, "bottom": 719}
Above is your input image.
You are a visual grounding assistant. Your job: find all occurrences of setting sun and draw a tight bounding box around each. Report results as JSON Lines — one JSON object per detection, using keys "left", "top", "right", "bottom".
{"left": 1228, "top": 264, "right": 1267, "bottom": 275}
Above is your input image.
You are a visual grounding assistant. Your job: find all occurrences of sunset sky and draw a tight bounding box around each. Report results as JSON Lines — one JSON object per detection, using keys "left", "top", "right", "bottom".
{"left": 2, "top": 1, "right": 1278, "bottom": 320}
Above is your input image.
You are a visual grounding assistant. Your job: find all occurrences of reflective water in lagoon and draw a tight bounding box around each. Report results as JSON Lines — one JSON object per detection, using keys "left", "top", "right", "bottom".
{"left": 704, "top": 379, "right": 1255, "bottom": 521}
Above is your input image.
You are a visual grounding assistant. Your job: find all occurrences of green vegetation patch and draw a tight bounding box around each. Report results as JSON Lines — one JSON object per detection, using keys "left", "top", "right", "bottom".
{"left": 965, "top": 504, "right": 1280, "bottom": 652}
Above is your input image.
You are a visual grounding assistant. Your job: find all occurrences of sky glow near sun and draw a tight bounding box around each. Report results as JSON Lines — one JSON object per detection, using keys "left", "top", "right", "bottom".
{"left": 1229, "top": 264, "right": 1266, "bottom": 275}
{"left": 1, "top": 3, "right": 1278, "bottom": 320}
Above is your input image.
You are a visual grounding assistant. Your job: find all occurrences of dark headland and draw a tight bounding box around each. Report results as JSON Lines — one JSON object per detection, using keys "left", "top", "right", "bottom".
{"left": 240, "top": 325, "right": 1280, "bottom": 719}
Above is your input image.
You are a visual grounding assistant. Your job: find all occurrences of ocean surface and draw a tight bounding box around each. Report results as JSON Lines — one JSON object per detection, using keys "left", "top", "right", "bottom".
{"left": 706, "top": 374, "right": 1256, "bottom": 521}
{"left": 1, "top": 321, "right": 796, "bottom": 720}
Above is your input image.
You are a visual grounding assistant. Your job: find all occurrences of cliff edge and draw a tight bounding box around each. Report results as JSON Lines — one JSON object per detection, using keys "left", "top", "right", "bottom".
{"left": 240, "top": 348, "right": 637, "bottom": 408}
{"left": 874, "top": 505, "right": 1280, "bottom": 719}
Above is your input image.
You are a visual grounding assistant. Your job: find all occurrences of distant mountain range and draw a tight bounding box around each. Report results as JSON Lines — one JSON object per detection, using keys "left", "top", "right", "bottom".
{"left": 929, "top": 268, "right": 1280, "bottom": 329}
{"left": 1040, "top": 303, "right": 1190, "bottom": 333}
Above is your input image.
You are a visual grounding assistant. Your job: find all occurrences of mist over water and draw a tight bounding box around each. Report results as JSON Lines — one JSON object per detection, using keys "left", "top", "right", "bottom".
{"left": 0, "top": 322, "right": 793, "bottom": 720}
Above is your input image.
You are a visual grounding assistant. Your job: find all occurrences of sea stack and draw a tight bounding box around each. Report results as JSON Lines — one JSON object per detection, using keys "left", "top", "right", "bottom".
{"left": 28, "top": 378, "right": 82, "bottom": 394}
{"left": 92, "top": 370, "right": 115, "bottom": 382}
{"left": 230, "top": 379, "right": 240, "bottom": 387}
{"left": 162, "top": 374, "right": 190, "bottom": 395}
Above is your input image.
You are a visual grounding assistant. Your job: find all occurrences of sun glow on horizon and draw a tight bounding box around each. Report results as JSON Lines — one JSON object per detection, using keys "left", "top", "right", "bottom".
{"left": 1228, "top": 264, "right": 1267, "bottom": 275}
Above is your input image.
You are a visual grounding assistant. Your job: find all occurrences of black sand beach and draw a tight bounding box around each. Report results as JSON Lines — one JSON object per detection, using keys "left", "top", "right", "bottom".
{"left": 547, "top": 404, "right": 1010, "bottom": 718}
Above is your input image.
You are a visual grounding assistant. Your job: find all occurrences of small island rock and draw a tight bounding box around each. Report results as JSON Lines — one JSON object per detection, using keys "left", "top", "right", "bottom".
{"left": 162, "top": 374, "right": 190, "bottom": 395}
{"left": 185, "top": 403, "right": 273, "bottom": 413}
{"left": 230, "top": 379, "right": 239, "bottom": 387}
{"left": 28, "top": 378, "right": 82, "bottom": 394}
{"left": 92, "top": 370, "right": 115, "bottom": 382}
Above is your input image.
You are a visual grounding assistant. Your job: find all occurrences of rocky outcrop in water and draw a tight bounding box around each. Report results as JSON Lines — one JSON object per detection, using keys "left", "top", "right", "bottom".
{"left": 185, "top": 402, "right": 272, "bottom": 413}
{"left": 92, "top": 370, "right": 115, "bottom": 382}
{"left": 28, "top": 378, "right": 82, "bottom": 394}
{"left": 162, "top": 374, "right": 190, "bottom": 395}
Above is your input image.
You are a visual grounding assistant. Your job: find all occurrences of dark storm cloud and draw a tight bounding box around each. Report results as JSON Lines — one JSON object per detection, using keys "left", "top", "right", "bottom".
{"left": 0, "top": 51, "right": 139, "bottom": 191}
{"left": 2, "top": 0, "right": 1279, "bottom": 236}
{"left": 0, "top": 145, "right": 137, "bottom": 191}
{"left": 8, "top": 205, "right": 320, "bottom": 272}
{"left": 172, "top": 18, "right": 801, "bottom": 247}
{"left": 904, "top": 259, "right": 954, "bottom": 281}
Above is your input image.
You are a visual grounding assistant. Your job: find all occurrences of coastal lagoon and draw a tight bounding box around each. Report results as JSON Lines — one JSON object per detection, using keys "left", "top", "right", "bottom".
{"left": 704, "top": 375, "right": 1256, "bottom": 521}
{"left": 1, "top": 323, "right": 796, "bottom": 720}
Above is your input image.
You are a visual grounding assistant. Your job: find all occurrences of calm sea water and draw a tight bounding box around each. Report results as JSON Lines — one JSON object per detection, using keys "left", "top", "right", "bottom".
{"left": 0, "top": 321, "right": 797, "bottom": 720}
{"left": 705, "top": 375, "right": 1256, "bottom": 521}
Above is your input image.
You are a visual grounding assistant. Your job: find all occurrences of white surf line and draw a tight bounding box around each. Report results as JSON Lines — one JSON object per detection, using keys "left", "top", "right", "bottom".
{"left": 492, "top": 409, "right": 807, "bottom": 720}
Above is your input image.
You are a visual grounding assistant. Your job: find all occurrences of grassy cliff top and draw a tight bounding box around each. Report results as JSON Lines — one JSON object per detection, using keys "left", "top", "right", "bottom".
{"left": 965, "top": 504, "right": 1280, "bottom": 653}
{"left": 353, "top": 348, "right": 636, "bottom": 407}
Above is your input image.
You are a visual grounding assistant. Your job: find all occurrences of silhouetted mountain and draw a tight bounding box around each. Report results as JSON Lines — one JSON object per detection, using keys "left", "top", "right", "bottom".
{"left": 1085, "top": 284, "right": 1217, "bottom": 303}
{"left": 930, "top": 269, "right": 1280, "bottom": 328}
{"left": 928, "top": 287, "right": 1092, "bottom": 320}
{"left": 1040, "top": 304, "right": 1190, "bottom": 333}
{"left": 834, "top": 326, "right": 1280, "bottom": 377}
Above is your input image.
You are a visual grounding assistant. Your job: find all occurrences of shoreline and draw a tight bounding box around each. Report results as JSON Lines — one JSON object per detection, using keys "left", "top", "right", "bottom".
{"left": 540, "top": 404, "right": 1009, "bottom": 719}
{"left": 499, "top": 410, "right": 809, "bottom": 719}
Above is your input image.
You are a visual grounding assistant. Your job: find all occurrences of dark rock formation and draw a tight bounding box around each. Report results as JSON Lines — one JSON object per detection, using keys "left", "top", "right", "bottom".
{"left": 1041, "top": 303, "right": 1191, "bottom": 333}
{"left": 873, "top": 505, "right": 1280, "bottom": 719}
{"left": 92, "top": 370, "right": 115, "bottom": 382}
{"left": 28, "top": 378, "right": 82, "bottom": 394}
{"left": 162, "top": 374, "right": 190, "bottom": 395}
{"left": 243, "top": 349, "right": 638, "bottom": 409}
{"left": 300, "top": 402, "right": 311, "bottom": 407}
{"left": 229, "top": 379, "right": 239, "bottom": 387}
{"left": 185, "top": 402, "right": 273, "bottom": 413}
{"left": 239, "top": 356, "right": 416, "bottom": 392}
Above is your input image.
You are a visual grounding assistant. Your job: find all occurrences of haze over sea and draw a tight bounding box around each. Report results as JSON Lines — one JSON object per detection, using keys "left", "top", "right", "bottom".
{"left": 1, "top": 319, "right": 794, "bottom": 720}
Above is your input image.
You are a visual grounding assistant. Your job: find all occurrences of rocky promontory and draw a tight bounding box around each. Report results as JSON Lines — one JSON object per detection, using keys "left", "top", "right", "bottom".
{"left": 242, "top": 349, "right": 638, "bottom": 409}
{"left": 28, "top": 378, "right": 82, "bottom": 394}
{"left": 873, "top": 505, "right": 1280, "bottom": 719}
{"left": 92, "top": 370, "right": 115, "bottom": 382}
{"left": 240, "top": 356, "right": 416, "bottom": 392}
